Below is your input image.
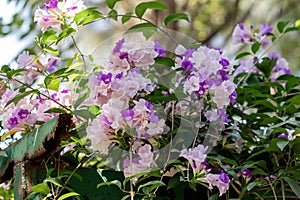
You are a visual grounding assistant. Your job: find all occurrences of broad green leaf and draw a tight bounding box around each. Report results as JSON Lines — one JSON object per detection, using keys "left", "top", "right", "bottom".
{"left": 137, "top": 180, "right": 165, "bottom": 193}
{"left": 31, "top": 183, "right": 50, "bottom": 196}
{"left": 287, "top": 94, "right": 300, "bottom": 105}
{"left": 57, "top": 192, "right": 80, "bottom": 200}
{"left": 127, "top": 23, "right": 157, "bottom": 39}
{"left": 135, "top": 1, "right": 167, "bottom": 18}
{"left": 46, "top": 78, "right": 60, "bottom": 91}
{"left": 277, "top": 21, "right": 290, "bottom": 33}
{"left": 251, "top": 42, "right": 261, "bottom": 54}
{"left": 121, "top": 12, "right": 133, "bottom": 24}
{"left": 56, "top": 28, "right": 76, "bottom": 44}
{"left": 277, "top": 140, "right": 289, "bottom": 151}
{"left": 41, "top": 29, "right": 57, "bottom": 43}
{"left": 74, "top": 7, "right": 103, "bottom": 26}
{"left": 235, "top": 52, "right": 252, "bottom": 60}
{"left": 255, "top": 57, "right": 276, "bottom": 79}
{"left": 106, "top": 0, "right": 122, "bottom": 9}
{"left": 164, "top": 13, "right": 189, "bottom": 26}
{"left": 167, "top": 176, "right": 180, "bottom": 190}
{"left": 283, "top": 177, "right": 300, "bottom": 198}
{"left": 155, "top": 57, "right": 174, "bottom": 67}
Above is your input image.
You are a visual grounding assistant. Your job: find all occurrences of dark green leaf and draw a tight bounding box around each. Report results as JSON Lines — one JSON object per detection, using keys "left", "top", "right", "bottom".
{"left": 283, "top": 177, "right": 300, "bottom": 198}
{"left": 255, "top": 57, "right": 276, "bottom": 79}
{"left": 31, "top": 183, "right": 50, "bottom": 195}
{"left": 163, "top": 13, "right": 189, "bottom": 26}
{"left": 127, "top": 23, "right": 157, "bottom": 39}
{"left": 5, "top": 90, "right": 36, "bottom": 107}
{"left": 135, "top": 1, "right": 167, "bottom": 18}
{"left": 106, "top": 0, "right": 122, "bottom": 9}
{"left": 74, "top": 7, "right": 103, "bottom": 26}
{"left": 108, "top": 9, "right": 118, "bottom": 21}
{"left": 251, "top": 42, "right": 261, "bottom": 54}
{"left": 44, "top": 108, "right": 67, "bottom": 114}
{"left": 287, "top": 94, "right": 300, "bottom": 105}
{"left": 121, "top": 12, "right": 133, "bottom": 24}
{"left": 284, "top": 27, "right": 299, "bottom": 33}
{"left": 277, "top": 21, "right": 290, "bottom": 33}
{"left": 285, "top": 76, "right": 300, "bottom": 92}
{"left": 97, "top": 180, "right": 122, "bottom": 189}
{"left": 235, "top": 52, "right": 252, "bottom": 60}
{"left": 155, "top": 57, "right": 174, "bottom": 67}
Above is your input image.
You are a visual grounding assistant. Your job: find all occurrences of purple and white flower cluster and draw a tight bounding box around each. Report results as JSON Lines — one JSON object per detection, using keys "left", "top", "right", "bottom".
{"left": 174, "top": 44, "right": 236, "bottom": 123}
{"left": 232, "top": 23, "right": 273, "bottom": 49}
{"left": 34, "top": 0, "right": 86, "bottom": 32}
{"left": 0, "top": 89, "right": 73, "bottom": 132}
{"left": 86, "top": 33, "right": 168, "bottom": 156}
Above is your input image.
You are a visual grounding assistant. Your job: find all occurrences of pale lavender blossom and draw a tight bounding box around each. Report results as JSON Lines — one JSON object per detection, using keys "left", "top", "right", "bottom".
{"left": 180, "top": 144, "right": 208, "bottom": 173}
{"left": 87, "top": 115, "right": 113, "bottom": 154}
{"left": 199, "top": 172, "right": 230, "bottom": 196}
{"left": 34, "top": 8, "right": 61, "bottom": 32}
{"left": 57, "top": 0, "right": 87, "bottom": 17}
{"left": 60, "top": 144, "right": 77, "bottom": 156}
{"left": 232, "top": 23, "right": 253, "bottom": 44}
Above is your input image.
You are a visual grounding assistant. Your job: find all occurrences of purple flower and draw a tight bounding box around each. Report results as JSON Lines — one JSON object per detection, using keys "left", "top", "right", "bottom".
{"left": 8, "top": 116, "right": 18, "bottom": 126}
{"left": 17, "top": 109, "right": 30, "bottom": 119}
{"left": 182, "top": 59, "right": 193, "bottom": 71}
{"left": 47, "top": 58, "right": 57, "bottom": 73}
{"left": 51, "top": 93, "right": 60, "bottom": 101}
{"left": 44, "top": 0, "right": 58, "bottom": 10}
{"left": 113, "top": 38, "right": 125, "bottom": 54}
{"left": 219, "top": 58, "right": 230, "bottom": 67}
{"left": 278, "top": 133, "right": 287, "bottom": 139}
{"left": 121, "top": 109, "right": 135, "bottom": 122}
{"left": 259, "top": 23, "right": 273, "bottom": 35}
{"left": 97, "top": 72, "right": 112, "bottom": 84}
{"left": 154, "top": 40, "right": 166, "bottom": 58}
{"left": 60, "top": 144, "right": 77, "bottom": 156}
{"left": 219, "top": 171, "right": 230, "bottom": 183}
{"left": 115, "top": 72, "right": 123, "bottom": 79}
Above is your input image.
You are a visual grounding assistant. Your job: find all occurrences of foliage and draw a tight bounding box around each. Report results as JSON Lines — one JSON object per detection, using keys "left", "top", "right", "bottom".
{"left": 0, "top": 0, "right": 300, "bottom": 200}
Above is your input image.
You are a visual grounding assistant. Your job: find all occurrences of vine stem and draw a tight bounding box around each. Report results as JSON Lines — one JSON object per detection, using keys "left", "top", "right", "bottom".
{"left": 266, "top": 177, "right": 278, "bottom": 200}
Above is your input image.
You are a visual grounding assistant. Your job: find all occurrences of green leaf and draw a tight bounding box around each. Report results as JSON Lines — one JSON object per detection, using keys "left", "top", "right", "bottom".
{"left": 121, "top": 12, "right": 133, "bottom": 24}
{"left": 155, "top": 57, "right": 174, "bottom": 67}
{"left": 56, "top": 28, "right": 76, "bottom": 44}
{"left": 283, "top": 177, "right": 300, "bottom": 198}
{"left": 31, "top": 183, "right": 50, "bottom": 195}
{"left": 57, "top": 192, "right": 80, "bottom": 200}
{"left": 5, "top": 90, "right": 36, "bottom": 107}
{"left": 287, "top": 94, "right": 300, "bottom": 105}
{"left": 106, "top": 0, "right": 122, "bottom": 9}
{"left": 277, "top": 21, "right": 290, "bottom": 33}
{"left": 235, "top": 52, "right": 252, "bottom": 60}
{"left": 255, "top": 57, "right": 276, "bottom": 79}
{"left": 74, "top": 7, "right": 103, "bottom": 26}
{"left": 44, "top": 177, "right": 63, "bottom": 187}
{"left": 97, "top": 180, "right": 122, "bottom": 189}
{"left": 277, "top": 140, "right": 289, "bottom": 151}
{"left": 44, "top": 108, "right": 67, "bottom": 114}
{"left": 44, "top": 46, "right": 59, "bottom": 55}
{"left": 127, "top": 23, "right": 157, "bottom": 39}
{"left": 284, "top": 27, "right": 299, "bottom": 33}
{"left": 137, "top": 180, "right": 165, "bottom": 193}
{"left": 135, "top": 1, "right": 167, "bottom": 18}
{"left": 251, "top": 42, "right": 261, "bottom": 54}
{"left": 41, "top": 29, "right": 57, "bottom": 43}
{"left": 108, "top": 9, "right": 118, "bottom": 21}
{"left": 46, "top": 78, "right": 60, "bottom": 91}
{"left": 164, "top": 13, "right": 189, "bottom": 26}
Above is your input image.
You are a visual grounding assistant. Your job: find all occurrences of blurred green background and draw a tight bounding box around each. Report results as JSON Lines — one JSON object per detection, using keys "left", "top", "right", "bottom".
{"left": 0, "top": 0, "right": 299, "bottom": 72}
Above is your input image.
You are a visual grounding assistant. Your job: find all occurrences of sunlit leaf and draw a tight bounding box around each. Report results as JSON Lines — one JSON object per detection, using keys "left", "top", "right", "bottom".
{"left": 135, "top": 1, "right": 167, "bottom": 18}
{"left": 164, "top": 13, "right": 189, "bottom": 26}
{"left": 31, "top": 183, "right": 50, "bottom": 196}
{"left": 57, "top": 192, "right": 80, "bottom": 200}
